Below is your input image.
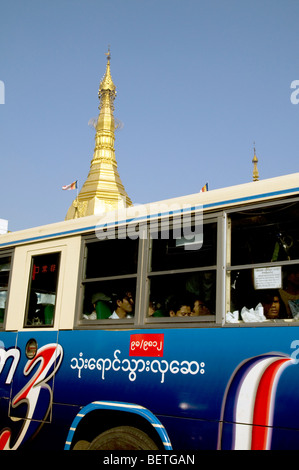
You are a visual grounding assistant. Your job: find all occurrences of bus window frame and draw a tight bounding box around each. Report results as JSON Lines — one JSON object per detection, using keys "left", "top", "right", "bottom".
{"left": 75, "top": 212, "right": 225, "bottom": 329}
{"left": 76, "top": 227, "right": 142, "bottom": 328}
{"left": 0, "top": 249, "right": 14, "bottom": 330}
{"left": 3, "top": 240, "right": 75, "bottom": 332}
{"left": 23, "top": 251, "right": 61, "bottom": 329}
{"left": 145, "top": 212, "right": 223, "bottom": 326}
{"left": 225, "top": 196, "right": 299, "bottom": 326}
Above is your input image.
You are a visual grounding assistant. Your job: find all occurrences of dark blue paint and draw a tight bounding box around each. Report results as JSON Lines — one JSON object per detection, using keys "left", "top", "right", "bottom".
{"left": 0, "top": 326, "right": 299, "bottom": 449}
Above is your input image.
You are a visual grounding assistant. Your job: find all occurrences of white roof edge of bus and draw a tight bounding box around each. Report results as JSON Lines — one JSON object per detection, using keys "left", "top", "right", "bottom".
{"left": 1, "top": 171, "right": 299, "bottom": 247}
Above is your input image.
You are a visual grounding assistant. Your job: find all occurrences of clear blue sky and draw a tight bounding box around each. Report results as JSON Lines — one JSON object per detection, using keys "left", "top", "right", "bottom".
{"left": 1, "top": 0, "right": 299, "bottom": 232}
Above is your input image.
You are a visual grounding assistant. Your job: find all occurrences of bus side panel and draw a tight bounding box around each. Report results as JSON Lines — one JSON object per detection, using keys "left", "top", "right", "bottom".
{"left": 18, "top": 403, "right": 82, "bottom": 451}
{"left": 0, "top": 330, "right": 63, "bottom": 450}
{"left": 220, "top": 422, "right": 299, "bottom": 451}
{"left": 54, "top": 327, "right": 299, "bottom": 450}
{"left": 2, "top": 326, "right": 299, "bottom": 450}
{"left": 0, "top": 332, "right": 20, "bottom": 450}
{"left": 9, "top": 331, "right": 61, "bottom": 422}
{"left": 158, "top": 415, "right": 219, "bottom": 450}
{"left": 56, "top": 329, "right": 225, "bottom": 422}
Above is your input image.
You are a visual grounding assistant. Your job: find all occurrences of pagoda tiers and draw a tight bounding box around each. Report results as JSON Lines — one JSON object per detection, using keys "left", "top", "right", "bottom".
{"left": 65, "top": 49, "right": 132, "bottom": 220}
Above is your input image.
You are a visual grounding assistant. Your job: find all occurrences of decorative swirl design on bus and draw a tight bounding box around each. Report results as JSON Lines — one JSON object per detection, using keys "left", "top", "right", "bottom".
{"left": 0, "top": 343, "right": 63, "bottom": 450}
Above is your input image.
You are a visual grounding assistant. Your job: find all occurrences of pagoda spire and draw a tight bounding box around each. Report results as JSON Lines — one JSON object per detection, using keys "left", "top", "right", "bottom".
{"left": 65, "top": 48, "right": 132, "bottom": 220}
{"left": 252, "top": 143, "right": 259, "bottom": 182}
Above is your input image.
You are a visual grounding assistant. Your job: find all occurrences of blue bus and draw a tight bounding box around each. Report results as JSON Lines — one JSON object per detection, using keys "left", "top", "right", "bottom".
{"left": 1, "top": 172, "right": 299, "bottom": 450}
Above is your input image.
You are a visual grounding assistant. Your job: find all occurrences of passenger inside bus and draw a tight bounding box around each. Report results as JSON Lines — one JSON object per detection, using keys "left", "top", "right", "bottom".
{"left": 147, "top": 270, "right": 216, "bottom": 320}
{"left": 168, "top": 298, "right": 192, "bottom": 317}
{"left": 279, "top": 265, "right": 299, "bottom": 318}
{"left": 185, "top": 272, "right": 214, "bottom": 312}
{"left": 27, "top": 291, "right": 40, "bottom": 324}
{"left": 83, "top": 292, "right": 112, "bottom": 320}
{"left": 228, "top": 266, "right": 299, "bottom": 322}
{"left": 260, "top": 290, "right": 286, "bottom": 320}
{"left": 190, "top": 299, "right": 211, "bottom": 316}
{"left": 148, "top": 300, "right": 165, "bottom": 317}
{"left": 26, "top": 291, "right": 55, "bottom": 326}
{"left": 166, "top": 297, "right": 211, "bottom": 317}
{"left": 110, "top": 291, "right": 134, "bottom": 319}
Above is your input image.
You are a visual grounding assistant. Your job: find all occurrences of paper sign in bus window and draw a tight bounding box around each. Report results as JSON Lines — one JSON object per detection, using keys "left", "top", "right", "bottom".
{"left": 254, "top": 267, "right": 282, "bottom": 290}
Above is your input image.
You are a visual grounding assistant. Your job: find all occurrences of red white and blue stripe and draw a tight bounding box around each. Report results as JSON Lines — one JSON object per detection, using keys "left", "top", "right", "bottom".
{"left": 218, "top": 353, "right": 294, "bottom": 450}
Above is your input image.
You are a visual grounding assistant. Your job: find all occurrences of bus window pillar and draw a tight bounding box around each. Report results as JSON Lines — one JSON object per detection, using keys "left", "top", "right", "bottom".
{"left": 225, "top": 215, "right": 231, "bottom": 323}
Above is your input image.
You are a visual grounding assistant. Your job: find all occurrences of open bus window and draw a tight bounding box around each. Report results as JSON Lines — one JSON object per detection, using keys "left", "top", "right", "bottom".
{"left": 227, "top": 202, "right": 299, "bottom": 324}
{"left": 82, "top": 279, "right": 136, "bottom": 320}
{"left": 24, "top": 252, "right": 60, "bottom": 327}
{"left": 148, "top": 271, "right": 216, "bottom": 319}
{"left": 226, "top": 265, "right": 299, "bottom": 323}
{"left": 81, "top": 238, "right": 138, "bottom": 321}
{"left": 148, "top": 222, "right": 217, "bottom": 321}
{"left": 0, "top": 254, "right": 12, "bottom": 325}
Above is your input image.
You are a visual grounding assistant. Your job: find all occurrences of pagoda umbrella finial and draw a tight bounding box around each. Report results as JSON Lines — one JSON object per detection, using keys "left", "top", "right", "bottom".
{"left": 252, "top": 142, "right": 259, "bottom": 182}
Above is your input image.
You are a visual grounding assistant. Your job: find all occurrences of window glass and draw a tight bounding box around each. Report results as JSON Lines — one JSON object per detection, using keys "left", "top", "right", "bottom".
{"left": 24, "top": 252, "right": 60, "bottom": 327}
{"left": 230, "top": 202, "right": 299, "bottom": 266}
{"left": 227, "top": 265, "right": 299, "bottom": 323}
{"left": 81, "top": 238, "right": 138, "bottom": 321}
{"left": 85, "top": 238, "right": 138, "bottom": 278}
{"left": 227, "top": 201, "right": 299, "bottom": 323}
{"left": 0, "top": 255, "right": 12, "bottom": 325}
{"left": 148, "top": 271, "right": 216, "bottom": 319}
{"left": 148, "top": 222, "right": 217, "bottom": 320}
{"left": 151, "top": 222, "right": 217, "bottom": 272}
{"left": 82, "top": 279, "right": 136, "bottom": 321}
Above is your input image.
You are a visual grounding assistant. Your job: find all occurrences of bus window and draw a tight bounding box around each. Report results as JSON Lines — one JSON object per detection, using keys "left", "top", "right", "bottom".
{"left": 148, "top": 271, "right": 216, "bottom": 318}
{"left": 151, "top": 222, "right": 217, "bottom": 271}
{"left": 147, "top": 222, "right": 217, "bottom": 320}
{"left": 81, "top": 237, "right": 138, "bottom": 321}
{"left": 228, "top": 266, "right": 299, "bottom": 322}
{"left": 230, "top": 201, "right": 299, "bottom": 265}
{"left": 227, "top": 201, "right": 299, "bottom": 323}
{"left": 85, "top": 238, "right": 138, "bottom": 278}
{"left": 24, "top": 252, "right": 60, "bottom": 327}
{"left": 0, "top": 253, "right": 12, "bottom": 326}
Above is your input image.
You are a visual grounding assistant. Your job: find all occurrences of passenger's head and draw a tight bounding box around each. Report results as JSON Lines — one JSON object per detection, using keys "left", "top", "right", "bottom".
{"left": 148, "top": 301, "right": 155, "bottom": 317}
{"left": 174, "top": 304, "right": 191, "bottom": 317}
{"left": 148, "top": 300, "right": 165, "bottom": 317}
{"left": 261, "top": 290, "right": 283, "bottom": 319}
{"left": 168, "top": 298, "right": 191, "bottom": 317}
{"left": 112, "top": 291, "right": 134, "bottom": 318}
{"left": 91, "top": 292, "right": 111, "bottom": 307}
{"left": 191, "top": 300, "right": 210, "bottom": 316}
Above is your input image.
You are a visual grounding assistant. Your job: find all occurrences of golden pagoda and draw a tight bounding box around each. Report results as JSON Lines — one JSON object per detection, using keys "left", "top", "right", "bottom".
{"left": 65, "top": 49, "right": 132, "bottom": 220}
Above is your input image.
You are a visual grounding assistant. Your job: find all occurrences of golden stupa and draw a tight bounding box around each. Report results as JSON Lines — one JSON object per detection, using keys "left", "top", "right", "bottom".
{"left": 65, "top": 49, "right": 132, "bottom": 220}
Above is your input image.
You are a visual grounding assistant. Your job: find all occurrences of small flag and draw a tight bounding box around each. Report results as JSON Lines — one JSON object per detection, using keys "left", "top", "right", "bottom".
{"left": 200, "top": 183, "right": 209, "bottom": 192}
{"left": 62, "top": 180, "right": 77, "bottom": 190}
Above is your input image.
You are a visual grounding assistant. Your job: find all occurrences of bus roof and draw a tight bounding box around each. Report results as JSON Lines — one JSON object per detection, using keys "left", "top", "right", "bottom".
{"left": 1, "top": 172, "right": 299, "bottom": 249}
